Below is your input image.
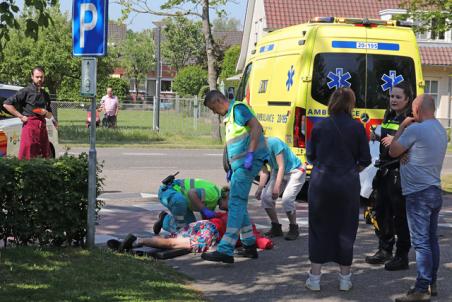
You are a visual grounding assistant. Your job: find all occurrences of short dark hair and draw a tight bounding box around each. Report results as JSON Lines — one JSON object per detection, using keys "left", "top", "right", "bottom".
{"left": 204, "top": 90, "right": 226, "bottom": 107}
{"left": 328, "top": 88, "right": 356, "bottom": 116}
{"left": 31, "top": 66, "right": 45, "bottom": 76}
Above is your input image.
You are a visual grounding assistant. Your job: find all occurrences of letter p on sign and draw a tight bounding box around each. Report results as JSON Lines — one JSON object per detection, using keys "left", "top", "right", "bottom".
{"left": 72, "top": 0, "right": 108, "bottom": 57}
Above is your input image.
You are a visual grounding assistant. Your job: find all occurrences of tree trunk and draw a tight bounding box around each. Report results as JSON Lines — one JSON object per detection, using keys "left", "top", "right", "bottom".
{"left": 201, "top": 0, "right": 222, "bottom": 141}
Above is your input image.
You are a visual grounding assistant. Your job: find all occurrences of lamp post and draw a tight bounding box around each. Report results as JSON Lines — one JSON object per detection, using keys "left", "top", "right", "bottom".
{"left": 153, "top": 22, "right": 163, "bottom": 131}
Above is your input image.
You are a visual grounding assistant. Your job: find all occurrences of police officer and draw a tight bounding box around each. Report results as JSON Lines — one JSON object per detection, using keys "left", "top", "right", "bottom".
{"left": 365, "top": 82, "right": 413, "bottom": 271}
{"left": 154, "top": 178, "right": 229, "bottom": 234}
{"left": 201, "top": 90, "right": 268, "bottom": 263}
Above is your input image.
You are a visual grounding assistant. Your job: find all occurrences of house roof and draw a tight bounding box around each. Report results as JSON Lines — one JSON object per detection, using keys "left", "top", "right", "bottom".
{"left": 264, "top": 0, "right": 403, "bottom": 29}
{"left": 213, "top": 31, "right": 243, "bottom": 49}
{"left": 419, "top": 46, "right": 452, "bottom": 66}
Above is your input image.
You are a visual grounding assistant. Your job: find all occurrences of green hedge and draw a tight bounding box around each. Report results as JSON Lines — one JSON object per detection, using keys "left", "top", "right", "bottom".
{"left": 0, "top": 153, "right": 104, "bottom": 247}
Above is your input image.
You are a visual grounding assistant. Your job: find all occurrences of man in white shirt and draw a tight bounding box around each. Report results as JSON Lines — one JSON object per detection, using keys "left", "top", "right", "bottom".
{"left": 100, "top": 87, "right": 119, "bottom": 128}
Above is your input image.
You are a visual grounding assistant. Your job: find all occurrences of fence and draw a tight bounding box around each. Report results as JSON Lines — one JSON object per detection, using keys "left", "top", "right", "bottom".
{"left": 53, "top": 95, "right": 220, "bottom": 136}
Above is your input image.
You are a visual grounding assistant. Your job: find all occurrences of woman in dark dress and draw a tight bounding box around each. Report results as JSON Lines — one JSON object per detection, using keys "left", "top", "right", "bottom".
{"left": 305, "top": 88, "right": 371, "bottom": 291}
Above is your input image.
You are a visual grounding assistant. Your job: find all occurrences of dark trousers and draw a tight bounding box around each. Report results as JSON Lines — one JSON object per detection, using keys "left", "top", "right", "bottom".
{"left": 374, "top": 168, "right": 411, "bottom": 256}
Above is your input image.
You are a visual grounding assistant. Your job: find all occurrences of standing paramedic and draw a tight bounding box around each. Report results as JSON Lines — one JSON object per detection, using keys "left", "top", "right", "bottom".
{"left": 390, "top": 94, "right": 447, "bottom": 302}
{"left": 3, "top": 66, "right": 53, "bottom": 160}
{"left": 202, "top": 90, "right": 268, "bottom": 263}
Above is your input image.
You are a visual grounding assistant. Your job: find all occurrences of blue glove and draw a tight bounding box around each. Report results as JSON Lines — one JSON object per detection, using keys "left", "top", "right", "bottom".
{"left": 244, "top": 151, "right": 254, "bottom": 170}
{"left": 200, "top": 207, "right": 216, "bottom": 219}
{"left": 226, "top": 169, "right": 233, "bottom": 182}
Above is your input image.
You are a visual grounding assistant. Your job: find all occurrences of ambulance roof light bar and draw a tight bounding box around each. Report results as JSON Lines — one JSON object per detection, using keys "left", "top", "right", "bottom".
{"left": 309, "top": 17, "right": 412, "bottom": 28}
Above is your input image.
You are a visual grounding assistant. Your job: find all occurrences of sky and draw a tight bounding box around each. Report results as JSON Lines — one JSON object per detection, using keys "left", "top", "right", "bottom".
{"left": 17, "top": 1, "right": 247, "bottom": 32}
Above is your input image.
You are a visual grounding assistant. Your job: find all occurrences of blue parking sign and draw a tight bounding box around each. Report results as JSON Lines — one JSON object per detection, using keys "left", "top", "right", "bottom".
{"left": 73, "top": 0, "right": 108, "bottom": 56}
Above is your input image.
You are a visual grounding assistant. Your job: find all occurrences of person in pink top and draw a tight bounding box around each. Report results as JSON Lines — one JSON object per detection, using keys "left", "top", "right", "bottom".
{"left": 100, "top": 87, "right": 119, "bottom": 128}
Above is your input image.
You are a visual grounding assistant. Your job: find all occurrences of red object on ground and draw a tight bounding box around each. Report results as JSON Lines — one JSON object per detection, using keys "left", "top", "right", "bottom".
{"left": 18, "top": 116, "right": 50, "bottom": 160}
{"left": 211, "top": 212, "right": 274, "bottom": 249}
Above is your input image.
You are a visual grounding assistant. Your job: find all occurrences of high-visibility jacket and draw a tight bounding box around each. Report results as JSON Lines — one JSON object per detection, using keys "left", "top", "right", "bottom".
{"left": 224, "top": 101, "right": 268, "bottom": 170}
{"left": 173, "top": 178, "right": 221, "bottom": 211}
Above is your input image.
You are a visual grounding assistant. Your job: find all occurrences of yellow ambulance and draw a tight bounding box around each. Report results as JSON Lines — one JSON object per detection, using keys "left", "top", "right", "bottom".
{"left": 236, "top": 17, "right": 423, "bottom": 170}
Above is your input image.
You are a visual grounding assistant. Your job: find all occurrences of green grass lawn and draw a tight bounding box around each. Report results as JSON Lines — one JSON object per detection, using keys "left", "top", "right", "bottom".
{"left": 0, "top": 247, "right": 205, "bottom": 302}
{"left": 58, "top": 108, "right": 223, "bottom": 148}
{"left": 442, "top": 174, "right": 452, "bottom": 194}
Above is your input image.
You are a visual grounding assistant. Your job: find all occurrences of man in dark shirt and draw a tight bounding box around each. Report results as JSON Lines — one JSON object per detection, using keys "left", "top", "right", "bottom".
{"left": 3, "top": 66, "right": 53, "bottom": 160}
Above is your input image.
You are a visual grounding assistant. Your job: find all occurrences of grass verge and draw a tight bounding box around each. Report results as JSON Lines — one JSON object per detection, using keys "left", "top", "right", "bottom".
{"left": 58, "top": 108, "right": 223, "bottom": 148}
{"left": 0, "top": 247, "right": 205, "bottom": 302}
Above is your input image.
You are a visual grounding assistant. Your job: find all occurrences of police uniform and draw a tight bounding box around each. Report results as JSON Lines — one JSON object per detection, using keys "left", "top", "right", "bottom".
{"left": 4, "top": 83, "right": 52, "bottom": 160}
{"left": 158, "top": 178, "right": 221, "bottom": 233}
{"left": 372, "top": 109, "right": 411, "bottom": 264}
{"left": 215, "top": 101, "right": 268, "bottom": 257}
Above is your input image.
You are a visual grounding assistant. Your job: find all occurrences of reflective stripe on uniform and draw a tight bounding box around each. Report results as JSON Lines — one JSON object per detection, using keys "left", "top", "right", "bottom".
{"left": 381, "top": 122, "right": 399, "bottom": 131}
{"left": 225, "top": 226, "right": 240, "bottom": 234}
{"left": 221, "top": 235, "right": 237, "bottom": 245}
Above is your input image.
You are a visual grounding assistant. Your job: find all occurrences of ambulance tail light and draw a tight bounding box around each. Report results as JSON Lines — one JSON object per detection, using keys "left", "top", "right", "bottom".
{"left": 293, "top": 107, "right": 306, "bottom": 148}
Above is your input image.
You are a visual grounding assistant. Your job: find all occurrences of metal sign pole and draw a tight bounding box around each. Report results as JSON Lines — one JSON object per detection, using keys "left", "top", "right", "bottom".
{"left": 81, "top": 57, "right": 98, "bottom": 248}
{"left": 87, "top": 95, "right": 97, "bottom": 248}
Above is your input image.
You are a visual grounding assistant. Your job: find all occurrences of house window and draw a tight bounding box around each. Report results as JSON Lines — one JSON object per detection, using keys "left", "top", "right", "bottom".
{"left": 424, "top": 79, "right": 439, "bottom": 109}
{"left": 161, "top": 80, "right": 172, "bottom": 92}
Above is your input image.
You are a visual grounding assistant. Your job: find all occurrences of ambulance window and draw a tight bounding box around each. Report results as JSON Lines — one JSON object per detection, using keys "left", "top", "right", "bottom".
{"left": 366, "top": 55, "right": 416, "bottom": 109}
{"left": 312, "top": 53, "right": 366, "bottom": 106}
{"left": 236, "top": 63, "right": 252, "bottom": 102}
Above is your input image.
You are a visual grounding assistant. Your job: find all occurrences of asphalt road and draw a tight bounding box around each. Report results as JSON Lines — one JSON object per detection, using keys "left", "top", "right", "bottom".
{"left": 66, "top": 147, "right": 452, "bottom": 196}
{"left": 67, "top": 147, "right": 227, "bottom": 194}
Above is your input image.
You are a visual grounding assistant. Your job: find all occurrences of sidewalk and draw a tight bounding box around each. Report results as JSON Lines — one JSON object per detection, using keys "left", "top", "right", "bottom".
{"left": 96, "top": 194, "right": 452, "bottom": 302}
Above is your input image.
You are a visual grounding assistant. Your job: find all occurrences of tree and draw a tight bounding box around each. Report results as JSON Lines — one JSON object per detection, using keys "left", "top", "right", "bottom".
{"left": 212, "top": 17, "right": 240, "bottom": 31}
{"left": 0, "top": 0, "right": 58, "bottom": 58}
{"left": 0, "top": 7, "right": 115, "bottom": 100}
{"left": 116, "top": 0, "right": 230, "bottom": 90}
{"left": 116, "top": 30, "right": 155, "bottom": 95}
{"left": 400, "top": 0, "right": 451, "bottom": 34}
{"left": 219, "top": 45, "right": 240, "bottom": 81}
{"left": 162, "top": 16, "right": 206, "bottom": 71}
{"left": 172, "top": 65, "right": 208, "bottom": 96}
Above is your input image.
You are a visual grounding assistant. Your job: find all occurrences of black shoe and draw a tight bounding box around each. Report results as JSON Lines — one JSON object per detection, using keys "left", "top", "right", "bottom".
{"left": 385, "top": 255, "right": 409, "bottom": 271}
{"left": 236, "top": 244, "right": 258, "bottom": 259}
{"left": 395, "top": 288, "right": 431, "bottom": 302}
{"left": 201, "top": 251, "right": 234, "bottom": 263}
{"left": 365, "top": 249, "right": 392, "bottom": 265}
{"left": 153, "top": 211, "right": 167, "bottom": 235}
{"left": 106, "top": 239, "right": 121, "bottom": 251}
{"left": 284, "top": 224, "right": 299, "bottom": 240}
{"left": 118, "top": 233, "right": 137, "bottom": 252}
{"left": 429, "top": 282, "right": 437, "bottom": 297}
{"left": 264, "top": 222, "right": 283, "bottom": 237}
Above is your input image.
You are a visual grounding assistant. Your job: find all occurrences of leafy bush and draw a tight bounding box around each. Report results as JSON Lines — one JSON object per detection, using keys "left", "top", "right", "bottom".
{"left": 173, "top": 65, "right": 208, "bottom": 97}
{"left": 0, "top": 153, "right": 104, "bottom": 247}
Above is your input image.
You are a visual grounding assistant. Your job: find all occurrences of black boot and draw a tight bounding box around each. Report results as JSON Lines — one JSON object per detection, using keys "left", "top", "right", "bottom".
{"left": 385, "top": 255, "right": 409, "bottom": 271}
{"left": 201, "top": 251, "right": 234, "bottom": 263}
{"left": 284, "top": 224, "right": 299, "bottom": 240}
{"left": 118, "top": 233, "right": 137, "bottom": 252}
{"left": 365, "top": 249, "right": 392, "bottom": 264}
{"left": 264, "top": 222, "right": 283, "bottom": 237}
{"left": 106, "top": 239, "right": 121, "bottom": 251}
{"left": 236, "top": 244, "right": 258, "bottom": 259}
{"left": 153, "top": 211, "right": 167, "bottom": 235}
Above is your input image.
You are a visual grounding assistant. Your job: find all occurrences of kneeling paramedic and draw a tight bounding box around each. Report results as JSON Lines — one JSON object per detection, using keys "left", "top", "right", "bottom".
{"left": 155, "top": 177, "right": 229, "bottom": 234}
{"left": 202, "top": 90, "right": 268, "bottom": 263}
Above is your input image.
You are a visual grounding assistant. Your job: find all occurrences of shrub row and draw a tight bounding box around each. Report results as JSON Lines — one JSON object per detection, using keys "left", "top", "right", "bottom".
{"left": 0, "top": 153, "right": 104, "bottom": 247}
